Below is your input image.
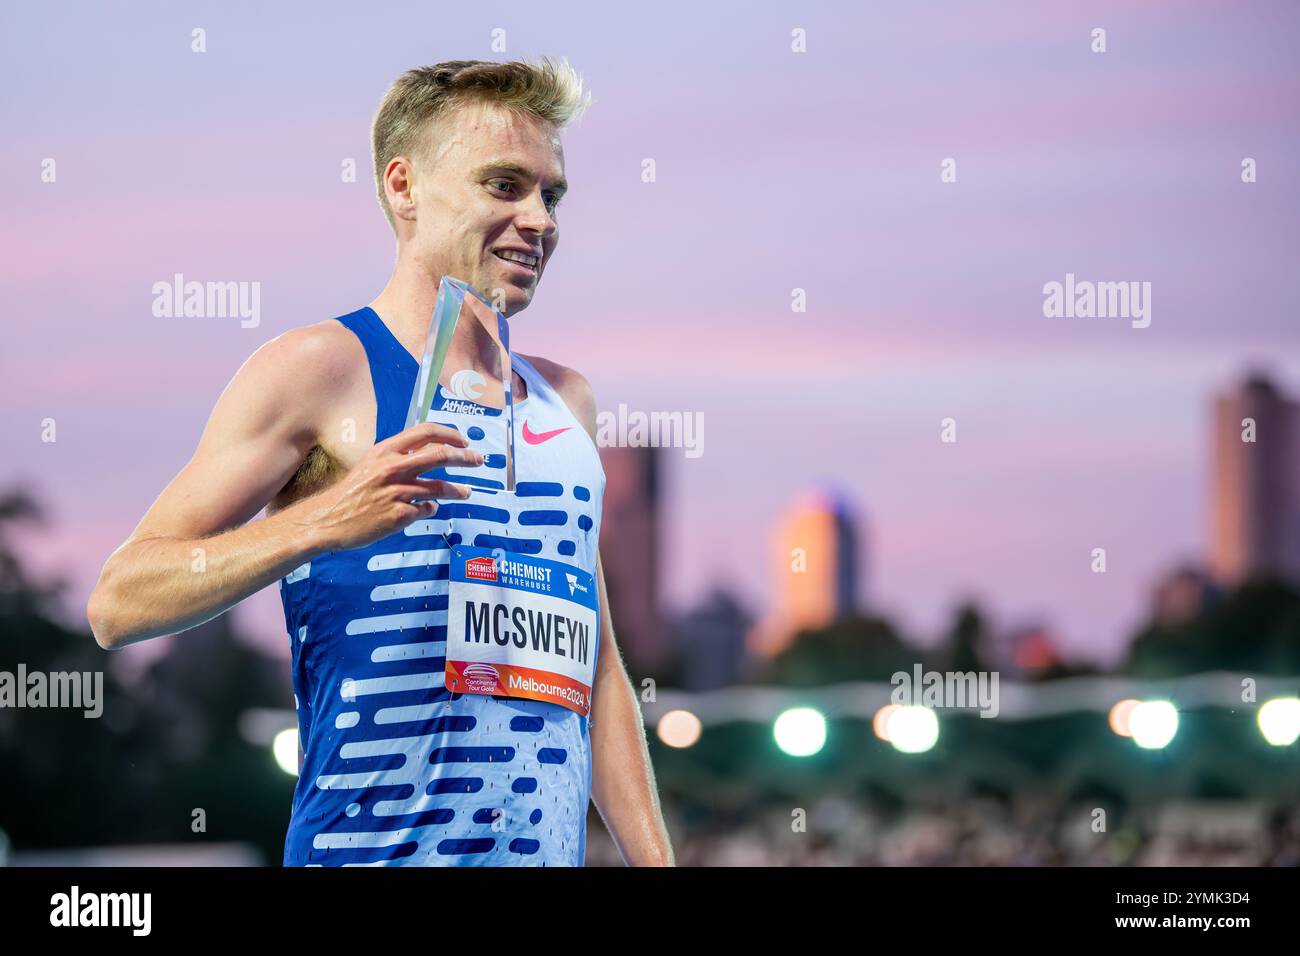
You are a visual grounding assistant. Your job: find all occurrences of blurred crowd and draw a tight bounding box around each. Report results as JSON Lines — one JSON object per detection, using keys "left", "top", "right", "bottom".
{"left": 584, "top": 796, "right": 1300, "bottom": 866}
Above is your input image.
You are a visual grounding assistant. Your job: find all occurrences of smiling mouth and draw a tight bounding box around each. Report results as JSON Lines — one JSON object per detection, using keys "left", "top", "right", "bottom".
{"left": 493, "top": 250, "right": 539, "bottom": 275}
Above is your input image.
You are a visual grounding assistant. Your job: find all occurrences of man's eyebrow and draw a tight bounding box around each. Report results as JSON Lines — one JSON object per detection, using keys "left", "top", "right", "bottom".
{"left": 473, "top": 160, "right": 568, "bottom": 195}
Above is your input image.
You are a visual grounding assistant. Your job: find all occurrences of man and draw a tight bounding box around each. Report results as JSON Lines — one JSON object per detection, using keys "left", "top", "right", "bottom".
{"left": 88, "top": 58, "right": 673, "bottom": 867}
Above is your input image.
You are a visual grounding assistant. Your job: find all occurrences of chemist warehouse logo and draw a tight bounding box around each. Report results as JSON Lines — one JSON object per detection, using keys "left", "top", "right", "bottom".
{"left": 465, "top": 556, "right": 498, "bottom": 582}
{"left": 466, "top": 554, "right": 560, "bottom": 596}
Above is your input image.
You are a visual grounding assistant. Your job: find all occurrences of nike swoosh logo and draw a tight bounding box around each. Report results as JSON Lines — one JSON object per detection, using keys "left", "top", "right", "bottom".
{"left": 522, "top": 420, "right": 572, "bottom": 445}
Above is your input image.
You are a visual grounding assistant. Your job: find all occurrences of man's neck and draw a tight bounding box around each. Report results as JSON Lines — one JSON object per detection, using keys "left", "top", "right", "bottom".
{"left": 368, "top": 265, "right": 441, "bottom": 360}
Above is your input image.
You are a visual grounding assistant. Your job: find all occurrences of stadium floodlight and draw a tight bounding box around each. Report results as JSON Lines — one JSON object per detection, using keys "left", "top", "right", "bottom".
{"left": 657, "top": 709, "right": 703, "bottom": 749}
{"left": 1128, "top": 700, "right": 1179, "bottom": 749}
{"left": 885, "top": 705, "right": 940, "bottom": 754}
{"left": 1257, "top": 697, "right": 1300, "bottom": 747}
{"left": 773, "top": 707, "right": 827, "bottom": 757}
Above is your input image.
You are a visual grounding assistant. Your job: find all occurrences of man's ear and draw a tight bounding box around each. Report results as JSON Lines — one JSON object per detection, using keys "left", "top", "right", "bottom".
{"left": 385, "top": 156, "right": 418, "bottom": 222}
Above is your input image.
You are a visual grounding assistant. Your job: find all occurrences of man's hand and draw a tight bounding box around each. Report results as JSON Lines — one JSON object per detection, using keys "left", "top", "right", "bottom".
{"left": 299, "top": 422, "right": 483, "bottom": 552}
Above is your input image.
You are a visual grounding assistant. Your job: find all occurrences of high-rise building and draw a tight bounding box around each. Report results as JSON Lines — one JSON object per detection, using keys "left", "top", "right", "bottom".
{"left": 671, "top": 588, "right": 752, "bottom": 690}
{"left": 597, "top": 445, "right": 668, "bottom": 675}
{"left": 1208, "top": 373, "right": 1300, "bottom": 587}
{"left": 750, "top": 488, "right": 862, "bottom": 659}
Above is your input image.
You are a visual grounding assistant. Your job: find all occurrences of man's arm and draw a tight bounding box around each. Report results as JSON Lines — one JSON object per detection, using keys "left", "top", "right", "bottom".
{"left": 527, "top": 354, "right": 674, "bottom": 866}
{"left": 88, "top": 324, "right": 479, "bottom": 649}
{"left": 589, "top": 555, "right": 675, "bottom": 865}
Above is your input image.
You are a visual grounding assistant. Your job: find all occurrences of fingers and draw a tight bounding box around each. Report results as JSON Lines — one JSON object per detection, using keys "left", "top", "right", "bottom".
{"left": 393, "top": 498, "right": 441, "bottom": 522}
{"left": 389, "top": 443, "right": 484, "bottom": 477}
{"left": 394, "top": 478, "right": 473, "bottom": 501}
{"left": 383, "top": 421, "right": 468, "bottom": 453}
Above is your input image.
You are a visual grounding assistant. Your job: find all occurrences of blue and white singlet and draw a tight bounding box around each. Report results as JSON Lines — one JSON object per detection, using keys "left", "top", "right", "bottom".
{"left": 279, "top": 306, "right": 606, "bottom": 866}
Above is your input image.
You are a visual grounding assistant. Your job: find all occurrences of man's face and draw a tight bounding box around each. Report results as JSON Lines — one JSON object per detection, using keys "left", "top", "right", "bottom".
{"left": 408, "top": 101, "right": 566, "bottom": 317}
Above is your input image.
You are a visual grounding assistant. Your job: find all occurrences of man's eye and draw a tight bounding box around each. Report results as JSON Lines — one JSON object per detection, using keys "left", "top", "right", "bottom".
{"left": 488, "top": 180, "right": 559, "bottom": 213}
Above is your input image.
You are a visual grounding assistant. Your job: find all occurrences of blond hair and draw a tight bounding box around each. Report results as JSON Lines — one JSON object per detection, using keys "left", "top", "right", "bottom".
{"left": 371, "top": 57, "right": 590, "bottom": 229}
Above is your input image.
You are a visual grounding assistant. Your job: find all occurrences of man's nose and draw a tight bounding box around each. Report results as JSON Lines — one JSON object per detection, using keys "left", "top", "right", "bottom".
{"left": 516, "top": 189, "right": 557, "bottom": 236}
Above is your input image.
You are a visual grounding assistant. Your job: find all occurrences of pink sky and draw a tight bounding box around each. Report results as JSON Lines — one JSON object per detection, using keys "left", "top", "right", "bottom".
{"left": 3, "top": 1, "right": 1299, "bottom": 668}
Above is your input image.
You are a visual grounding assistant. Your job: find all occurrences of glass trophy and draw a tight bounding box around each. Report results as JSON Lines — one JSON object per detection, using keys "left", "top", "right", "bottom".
{"left": 403, "top": 276, "right": 517, "bottom": 492}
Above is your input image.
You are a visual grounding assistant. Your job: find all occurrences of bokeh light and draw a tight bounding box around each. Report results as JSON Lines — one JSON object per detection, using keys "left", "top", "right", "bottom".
{"left": 773, "top": 707, "right": 827, "bottom": 757}
{"left": 1258, "top": 697, "right": 1300, "bottom": 747}
{"left": 657, "top": 709, "right": 703, "bottom": 748}
{"left": 272, "top": 728, "right": 300, "bottom": 776}
{"left": 872, "top": 704, "right": 902, "bottom": 741}
{"left": 886, "top": 706, "right": 940, "bottom": 754}
{"left": 1108, "top": 698, "right": 1141, "bottom": 737}
{"left": 1129, "top": 700, "right": 1179, "bottom": 750}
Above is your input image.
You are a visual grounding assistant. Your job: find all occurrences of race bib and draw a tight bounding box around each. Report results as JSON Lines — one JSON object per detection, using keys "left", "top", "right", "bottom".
{"left": 445, "top": 546, "right": 599, "bottom": 716}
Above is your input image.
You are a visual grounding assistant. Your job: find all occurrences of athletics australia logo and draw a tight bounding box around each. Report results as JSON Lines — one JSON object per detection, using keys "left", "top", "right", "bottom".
{"left": 438, "top": 370, "right": 491, "bottom": 416}
{"left": 449, "top": 369, "right": 486, "bottom": 401}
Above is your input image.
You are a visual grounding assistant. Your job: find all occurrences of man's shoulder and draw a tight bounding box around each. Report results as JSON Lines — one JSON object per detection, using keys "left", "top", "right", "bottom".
{"left": 242, "top": 318, "right": 367, "bottom": 391}
{"left": 518, "top": 352, "right": 597, "bottom": 434}
{"left": 262, "top": 317, "right": 362, "bottom": 366}
{"left": 219, "top": 318, "right": 369, "bottom": 445}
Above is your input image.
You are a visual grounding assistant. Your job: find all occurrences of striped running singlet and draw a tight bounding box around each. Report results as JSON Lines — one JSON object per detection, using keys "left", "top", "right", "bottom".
{"left": 279, "top": 306, "right": 606, "bottom": 866}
